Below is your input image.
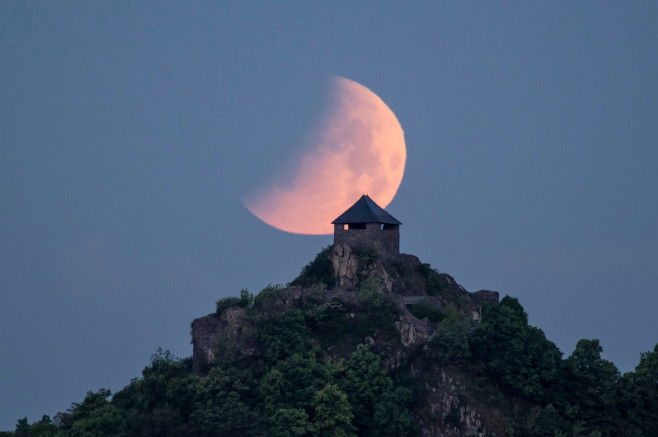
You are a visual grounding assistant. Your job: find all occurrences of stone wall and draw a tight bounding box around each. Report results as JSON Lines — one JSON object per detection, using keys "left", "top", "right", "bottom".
{"left": 334, "top": 223, "right": 399, "bottom": 259}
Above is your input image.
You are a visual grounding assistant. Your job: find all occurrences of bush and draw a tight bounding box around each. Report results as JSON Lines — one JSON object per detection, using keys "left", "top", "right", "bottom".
{"left": 291, "top": 246, "right": 336, "bottom": 289}
{"left": 408, "top": 300, "right": 445, "bottom": 322}
{"left": 355, "top": 276, "right": 399, "bottom": 337}
{"left": 253, "top": 284, "right": 286, "bottom": 310}
{"left": 418, "top": 263, "right": 449, "bottom": 296}
{"left": 238, "top": 288, "right": 254, "bottom": 308}
{"left": 216, "top": 296, "right": 240, "bottom": 314}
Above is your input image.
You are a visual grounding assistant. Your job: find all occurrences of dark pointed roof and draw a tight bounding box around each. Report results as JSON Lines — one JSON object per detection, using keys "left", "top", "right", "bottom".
{"left": 332, "top": 195, "right": 401, "bottom": 225}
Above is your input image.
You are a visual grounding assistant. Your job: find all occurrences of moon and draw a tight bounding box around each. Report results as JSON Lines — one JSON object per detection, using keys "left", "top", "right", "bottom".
{"left": 244, "top": 76, "right": 406, "bottom": 235}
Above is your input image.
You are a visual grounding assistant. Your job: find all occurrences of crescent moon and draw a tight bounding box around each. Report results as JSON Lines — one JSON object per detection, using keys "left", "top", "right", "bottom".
{"left": 244, "top": 76, "right": 406, "bottom": 235}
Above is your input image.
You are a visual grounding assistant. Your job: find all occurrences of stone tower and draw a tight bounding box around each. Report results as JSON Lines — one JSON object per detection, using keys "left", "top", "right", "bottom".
{"left": 332, "top": 195, "right": 401, "bottom": 260}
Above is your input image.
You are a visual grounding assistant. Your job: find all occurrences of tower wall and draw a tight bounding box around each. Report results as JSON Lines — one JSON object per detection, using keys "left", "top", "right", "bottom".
{"left": 334, "top": 223, "right": 399, "bottom": 259}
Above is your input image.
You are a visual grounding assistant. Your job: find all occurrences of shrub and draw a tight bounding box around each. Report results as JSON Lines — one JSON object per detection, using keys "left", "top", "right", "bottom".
{"left": 418, "top": 263, "right": 449, "bottom": 296}
{"left": 253, "top": 284, "right": 286, "bottom": 309}
{"left": 291, "top": 246, "right": 336, "bottom": 289}
{"left": 216, "top": 296, "right": 240, "bottom": 314}
{"left": 238, "top": 288, "right": 254, "bottom": 308}
{"left": 355, "top": 275, "right": 399, "bottom": 337}
{"left": 408, "top": 300, "right": 445, "bottom": 322}
{"left": 357, "top": 247, "right": 379, "bottom": 265}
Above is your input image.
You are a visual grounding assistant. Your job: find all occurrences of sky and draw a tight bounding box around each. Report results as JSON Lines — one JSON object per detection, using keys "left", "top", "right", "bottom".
{"left": 1, "top": 1, "right": 657, "bottom": 429}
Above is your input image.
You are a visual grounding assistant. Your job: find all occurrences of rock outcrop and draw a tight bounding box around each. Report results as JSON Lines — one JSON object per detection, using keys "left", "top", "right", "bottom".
{"left": 191, "top": 306, "right": 258, "bottom": 375}
{"left": 191, "top": 245, "right": 502, "bottom": 435}
{"left": 332, "top": 243, "right": 359, "bottom": 289}
{"left": 416, "top": 370, "right": 498, "bottom": 437}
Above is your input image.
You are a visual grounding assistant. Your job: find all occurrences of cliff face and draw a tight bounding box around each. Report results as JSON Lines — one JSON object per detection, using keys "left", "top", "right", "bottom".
{"left": 191, "top": 306, "right": 259, "bottom": 375}
{"left": 191, "top": 247, "right": 500, "bottom": 436}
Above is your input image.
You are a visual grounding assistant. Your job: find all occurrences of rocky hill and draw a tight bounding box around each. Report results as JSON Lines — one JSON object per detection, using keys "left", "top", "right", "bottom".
{"left": 192, "top": 244, "right": 501, "bottom": 436}
{"left": 4, "top": 245, "right": 656, "bottom": 437}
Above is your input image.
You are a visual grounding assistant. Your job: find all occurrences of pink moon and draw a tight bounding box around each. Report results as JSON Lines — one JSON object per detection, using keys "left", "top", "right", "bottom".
{"left": 244, "top": 76, "right": 406, "bottom": 235}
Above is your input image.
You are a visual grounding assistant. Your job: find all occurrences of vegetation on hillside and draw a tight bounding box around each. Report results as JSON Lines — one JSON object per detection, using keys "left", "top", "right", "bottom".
{"left": 3, "top": 249, "right": 657, "bottom": 436}
{"left": 291, "top": 246, "right": 336, "bottom": 289}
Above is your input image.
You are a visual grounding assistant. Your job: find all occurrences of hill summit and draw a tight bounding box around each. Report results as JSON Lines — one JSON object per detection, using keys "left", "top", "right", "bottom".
{"left": 4, "top": 243, "right": 657, "bottom": 436}
{"left": 5, "top": 198, "right": 657, "bottom": 436}
{"left": 193, "top": 243, "right": 501, "bottom": 436}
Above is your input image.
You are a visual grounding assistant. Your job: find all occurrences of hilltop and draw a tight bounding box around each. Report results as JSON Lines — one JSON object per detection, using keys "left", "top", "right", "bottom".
{"left": 3, "top": 193, "right": 657, "bottom": 436}
{"left": 5, "top": 243, "right": 657, "bottom": 436}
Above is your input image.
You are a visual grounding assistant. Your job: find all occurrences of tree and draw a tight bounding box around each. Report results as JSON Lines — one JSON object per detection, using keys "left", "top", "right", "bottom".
{"left": 55, "top": 389, "right": 127, "bottom": 437}
{"left": 341, "top": 346, "right": 392, "bottom": 432}
{"left": 191, "top": 366, "right": 264, "bottom": 436}
{"left": 469, "top": 296, "right": 562, "bottom": 403}
{"left": 259, "top": 353, "right": 336, "bottom": 415}
{"left": 620, "top": 344, "right": 658, "bottom": 436}
{"left": 311, "top": 384, "right": 356, "bottom": 437}
{"left": 269, "top": 408, "right": 311, "bottom": 437}
{"left": 563, "top": 339, "right": 621, "bottom": 436}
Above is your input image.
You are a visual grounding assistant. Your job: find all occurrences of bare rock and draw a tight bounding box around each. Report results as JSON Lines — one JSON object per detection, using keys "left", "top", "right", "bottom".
{"left": 332, "top": 244, "right": 359, "bottom": 289}
{"left": 469, "top": 290, "right": 500, "bottom": 306}
{"left": 416, "top": 370, "right": 492, "bottom": 437}
{"left": 395, "top": 310, "right": 437, "bottom": 348}
{"left": 191, "top": 306, "right": 258, "bottom": 375}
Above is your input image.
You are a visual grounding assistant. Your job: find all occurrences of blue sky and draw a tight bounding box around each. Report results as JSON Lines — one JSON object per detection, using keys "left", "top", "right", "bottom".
{"left": 1, "top": 1, "right": 657, "bottom": 429}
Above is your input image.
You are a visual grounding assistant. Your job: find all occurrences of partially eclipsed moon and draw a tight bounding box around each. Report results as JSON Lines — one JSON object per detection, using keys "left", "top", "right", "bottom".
{"left": 244, "top": 76, "right": 406, "bottom": 235}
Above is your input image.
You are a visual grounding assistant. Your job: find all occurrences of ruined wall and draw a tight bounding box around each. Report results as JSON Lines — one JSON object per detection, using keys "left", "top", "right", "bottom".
{"left": 333, "top": 223, "right": 399, "bottom": 259}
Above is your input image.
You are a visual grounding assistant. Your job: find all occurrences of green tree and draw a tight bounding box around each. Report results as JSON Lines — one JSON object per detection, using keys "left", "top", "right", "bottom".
{"left": 469, "top": 296, "right": 562, "bottom": 403}
{"left": 356, "top": 275, "right": 398, "bottom": 336}
{"left": 341, "top": 346, "right": 392, "bottom": 431}
{"left": 239, "top": 288, "right": 254, "bottom": 308}
{"left": 111, "top": 350, "right": 200, "bottom": 435}
{"left": 55, "top": 389, "right": 127, "bottom": 437}
{"left": 269, "top": 408, "right": 311, "bottom": 437}
{"left": 259, "top": 354, "right": 336, "bottom": 415}
{"left": 563, "top": 339, "right": 621, "bottom": 436}
{"left": 191, "top": 365, "right": 264, "bottom": 436}
{"left": 311, "top": 384, "right": 356, "bottom": 437}
{"left": 427, "top": 314, "right": 471, "bottom": 365}
{"left": 259, "top": 309, "right": 313, "bottom": 362}
{"left": 622, "top": 344, "right": 658, "bottom": 436}
{"left": 340, "top": 346, "right": 416, "bottom": 436}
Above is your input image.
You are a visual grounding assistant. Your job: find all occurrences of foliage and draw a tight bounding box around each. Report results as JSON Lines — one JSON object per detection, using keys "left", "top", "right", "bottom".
{"left": 339, "top": 346, "right": 417, "bottom": 436}
{"left": 355, "top": 275, "right": 399, "bottom": 337}
{"left": 408, "top": 299, "right": 445, "bottom": 322}
{"left": 216, "top": 296, "right": 240, "bottom": 314}
{"left": 252, "top": 283, "right": 287, "bottom": 315}
{"left": 307, "top": 299, "right": 350, "bottom": 333}
{"left": 258, "top": 309, "right": 314, "bottom": 362}
{"left": 216, "top": 288, "right": 255, "bottom": 315}
{"left": 427, "top": 315, "right": 471, "bottom": 365}
{"left": 357, "top": 247, "right": 379, "bottom": 265}
{"left": 311, "top": 383, "right": 356, "bottom": 436}
{"left": 621, "top": 344, "right": 658, "bottom": 436}
{"left": 418, "top": 263, "right": 449, "bottom": 296}
{"left": 561, "top": 339, "right": 622, "bottom": 435}
{"left": 469, "top": 296, "right": 563, "bottom": 403}
{"left": 291, "top": 246, "right": 336, "bottom": 289}
{"left": 269, "top": 408, "right": 310, "bottom": 437}
{"left": 6, "top": 260, "right": 658, "bottom": 437}
{"left": 239, "top": 288, "right": 255, "bottom": 308}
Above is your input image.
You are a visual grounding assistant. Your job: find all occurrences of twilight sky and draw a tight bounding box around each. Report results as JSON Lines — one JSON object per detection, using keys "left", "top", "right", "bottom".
{"left": 1, "top": 2, "right": 657, "bottom": 429}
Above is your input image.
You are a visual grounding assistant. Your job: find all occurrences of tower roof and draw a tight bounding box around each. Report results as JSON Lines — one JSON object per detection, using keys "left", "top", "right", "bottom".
{"left": 331, "top": 195, "right": 401, "bottom": 225}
